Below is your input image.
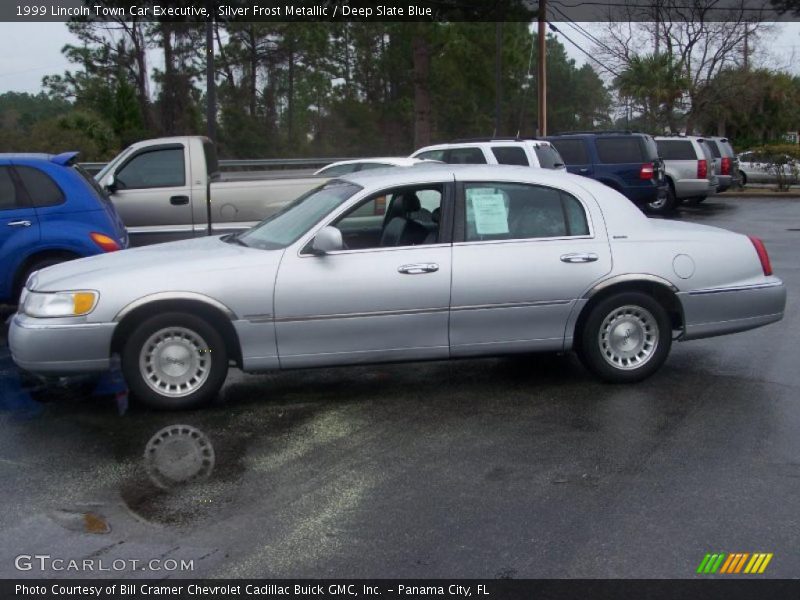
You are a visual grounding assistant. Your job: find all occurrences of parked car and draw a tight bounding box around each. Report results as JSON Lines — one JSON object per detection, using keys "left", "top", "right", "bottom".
{"left": 410, "top": 138, "right": 566, "bottom": 170}
{"left": 654, "top": 135, "right": 718, "bottom": 208}
{"left": 737, "top": 150, "right": 798, "bottom": 186}
{"left": 705, "top": 136, "right": 738, "bottom": 192}
{"left": 544, "top": 131, "right": 668, "bottom": 214}
{"left": 10, "top": 165, "right": 785, "bottom": 410}
{"left": 315, "top": 157, "right": 435, "bottom": 176}
{"left": 95, "top": 136, "right": 329, "bottom": 246}
{"left": 0, "top": 152, "right": 128, "bottom": 304}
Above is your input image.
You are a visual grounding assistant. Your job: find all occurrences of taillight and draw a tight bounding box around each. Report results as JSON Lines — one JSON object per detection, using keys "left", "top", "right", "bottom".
{"left": 640, "top": 162, "right": 654, "bottom": 180}
{"left": 720, "top": 157, "right": 731, "bottom": 175}
{"left": 697, "top": 159, "right": 707, "bottom": 179}
{"left": 749, "top": 236, "right": 773, "bottom": 276}
{"left": 90, "top": 232, "right": 121, "bottom": 253}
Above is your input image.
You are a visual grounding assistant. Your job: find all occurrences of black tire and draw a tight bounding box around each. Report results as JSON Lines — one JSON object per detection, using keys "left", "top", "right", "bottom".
{"left": 577, "top": 292, "right": 672, "bottom": 383}
{"left": 121, "top": 312, "right": 228, "bottom": 410}
{"left": 739, "top": 172, "right": 747, "bottom": 187}
{"left": 646, "top": 182, "right": 677, "bottom": 215}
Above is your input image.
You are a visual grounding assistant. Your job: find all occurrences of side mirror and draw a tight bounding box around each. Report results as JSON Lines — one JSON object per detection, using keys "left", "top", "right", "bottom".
{"left": 105, "top": 174, "right": 118, "bottom": 193}
{"left": 311, "top": 226, "right": 344, "bottom": 255}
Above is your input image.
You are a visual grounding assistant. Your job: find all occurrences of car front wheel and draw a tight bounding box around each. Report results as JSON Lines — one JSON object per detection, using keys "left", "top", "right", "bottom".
{"left": 121, "top": 312, "right": 228, "bottom": 410}
{"left": 578, "top": 292, "right": 672, "bottom": 383}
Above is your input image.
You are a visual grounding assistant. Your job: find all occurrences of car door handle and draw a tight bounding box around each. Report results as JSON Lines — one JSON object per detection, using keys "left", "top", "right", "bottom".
{"left": 398, "top": 263, "right": 439, "bottom": 274}
{"left": 578, "top": 168, "right": 590, "bottom": 174}
{"left": 170, "top": 195, "right": 190, "bottom": 206}
{"left": 560, "top": 252, "right": 598, "bottom": 263}
{"left": 7, "top": 220, "right": 31, "bottom": 228}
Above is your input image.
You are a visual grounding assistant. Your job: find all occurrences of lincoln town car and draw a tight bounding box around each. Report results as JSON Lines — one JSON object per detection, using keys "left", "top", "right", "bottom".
{"left": 9, "top": 165, "right": 786, "bottom": 409}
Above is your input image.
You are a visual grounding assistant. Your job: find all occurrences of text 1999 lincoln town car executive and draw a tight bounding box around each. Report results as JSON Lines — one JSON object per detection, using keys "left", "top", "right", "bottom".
{"left": 9, "top": 165, "right": 786, "bottom": 409}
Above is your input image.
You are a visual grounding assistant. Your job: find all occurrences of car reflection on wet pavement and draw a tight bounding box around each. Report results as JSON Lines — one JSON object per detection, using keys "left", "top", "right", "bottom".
{"left": 0, "top": 196, "right": 799, "bottom": 579}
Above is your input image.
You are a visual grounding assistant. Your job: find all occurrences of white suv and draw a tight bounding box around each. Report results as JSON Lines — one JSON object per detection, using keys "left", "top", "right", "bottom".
{"left": 410, "top": 138, "right": 566, "bottom": 170}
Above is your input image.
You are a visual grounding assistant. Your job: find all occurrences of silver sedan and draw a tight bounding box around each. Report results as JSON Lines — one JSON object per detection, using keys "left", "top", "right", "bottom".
{"left": 9, "top": 165, "right": 786, "bottom": 409}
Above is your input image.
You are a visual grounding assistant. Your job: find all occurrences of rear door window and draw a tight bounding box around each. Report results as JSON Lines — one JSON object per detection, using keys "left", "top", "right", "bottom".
{"left": 656, "top": 140, "right": 697, "bottom": 160}
{"left": 0, "top": 167, "right": 20, "bottom": 210}
{"left": 491, "top": 146, "right": 529, "bottom": 166}
{"left": 596, "top": 138, "right": 645, "bottom": 163}
{"left": 550, "top": 139, "right": 589, "bottom": 164}
{"left": 15, "top": 166, "right": 64, "bottom": 207}
{"left": 446, "top": 147, "right": 487, "bottom": 164}
{"left": 463, "top": 182, "right": 589, "bottom": 241}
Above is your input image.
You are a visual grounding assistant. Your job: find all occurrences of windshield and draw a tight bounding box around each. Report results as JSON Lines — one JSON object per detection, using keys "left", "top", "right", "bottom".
{"left": 237, "top": 181, "right": 361, "bottom": 250}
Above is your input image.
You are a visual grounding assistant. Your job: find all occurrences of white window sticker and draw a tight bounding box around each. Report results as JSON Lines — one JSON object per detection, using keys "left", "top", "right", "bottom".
{"left": 468, "top": 191, "right": 509, "bottom": 235}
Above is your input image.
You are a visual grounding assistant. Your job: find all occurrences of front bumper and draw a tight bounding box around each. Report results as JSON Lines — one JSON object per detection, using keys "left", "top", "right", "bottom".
{"left": 679, "top": 279, "right": 786, "bottom": 341}
{"left": 9, "top": 313, "right": 115, "bottom": 375}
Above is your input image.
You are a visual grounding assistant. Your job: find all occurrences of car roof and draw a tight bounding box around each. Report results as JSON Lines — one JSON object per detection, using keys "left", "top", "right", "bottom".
{"left": 0, "top": 152, "right": 79, "bottom": 166}
{"left": 415, "top": 139, "right": 553, "bottom": 150}
{"left": 322, "top": 157, "right": 428, "bottom": 168}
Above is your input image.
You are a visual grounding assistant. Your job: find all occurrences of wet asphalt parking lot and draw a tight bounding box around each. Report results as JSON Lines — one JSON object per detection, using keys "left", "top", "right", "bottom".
{"left": 0, "top": 195, "right": 798, "bottom": 579}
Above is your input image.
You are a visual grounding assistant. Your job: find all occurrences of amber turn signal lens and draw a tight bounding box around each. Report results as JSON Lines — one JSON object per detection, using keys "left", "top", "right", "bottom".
{"left": 90, "top": 232, "right": 121, "bottom": 252}
{"left": 73, "top": 292, "right": 97, "bottom": 315}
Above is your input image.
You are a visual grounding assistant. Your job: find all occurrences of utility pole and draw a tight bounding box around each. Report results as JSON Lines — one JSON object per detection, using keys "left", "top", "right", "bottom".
{"left": 743, "top": 25, "right": 750, "bottom": 71}
{"left": 205, "top": 16, "right": 216, "bottom": 142}
{"left": 495, "top": 22, "right": 502, "bottom": 136}
{"left": 537, "top": 0, "right": 547, "bottom": 136}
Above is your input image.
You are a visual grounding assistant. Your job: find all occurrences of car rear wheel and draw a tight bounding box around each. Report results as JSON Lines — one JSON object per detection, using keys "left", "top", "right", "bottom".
{"left": 578, "top": 292, "right": 672, "bottom": 383}
{"left": 646, "top": 183, "right": 677, "bottom": 215}
{"left": 739, "top": 171, "right": 748, "bottom": 187}
{"left": 121, "top": 312, "right": 228, "bottom": 410}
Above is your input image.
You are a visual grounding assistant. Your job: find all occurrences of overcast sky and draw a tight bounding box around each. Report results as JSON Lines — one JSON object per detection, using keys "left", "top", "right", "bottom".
{"left": 0, "top": 21, "right": 798, "bottom": 95}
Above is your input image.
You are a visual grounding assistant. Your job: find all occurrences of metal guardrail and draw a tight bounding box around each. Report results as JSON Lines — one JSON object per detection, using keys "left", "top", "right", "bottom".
{"left": 80, "top": 157, "right": 354, "bottom": 175}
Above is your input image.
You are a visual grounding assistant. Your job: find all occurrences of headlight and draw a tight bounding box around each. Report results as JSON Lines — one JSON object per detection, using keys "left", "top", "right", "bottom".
{"left": 22, "top": 291, "right": 99, "bottom": 318}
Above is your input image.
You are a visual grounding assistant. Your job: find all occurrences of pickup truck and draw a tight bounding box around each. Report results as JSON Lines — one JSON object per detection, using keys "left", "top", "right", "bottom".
{"left": 95, "top": 136, "right": 328, "bottom": 246}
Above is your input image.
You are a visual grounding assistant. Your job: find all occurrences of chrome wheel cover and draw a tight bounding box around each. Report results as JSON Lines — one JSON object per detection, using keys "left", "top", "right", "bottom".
{"left": 139, "top": 327, "right": 211, "bottom": 398}
{"left": 598, "top": 305, "right": 659, "bottom": 371}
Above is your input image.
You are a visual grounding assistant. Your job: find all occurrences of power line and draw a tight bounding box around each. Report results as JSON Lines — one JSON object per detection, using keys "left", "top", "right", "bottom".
{"left": 546, "top": 21, "right": 622, "bottom": 78}
{"left": 549, "top": 6, "right": 627, "bottom": 62}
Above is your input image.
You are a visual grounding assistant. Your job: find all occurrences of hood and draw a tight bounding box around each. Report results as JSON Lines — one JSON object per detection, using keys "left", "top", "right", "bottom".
{"left": 30, "top": 235, "right": 281, "bottom": 292}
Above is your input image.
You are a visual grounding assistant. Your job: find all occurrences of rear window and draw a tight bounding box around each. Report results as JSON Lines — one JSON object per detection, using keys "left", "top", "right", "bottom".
{"left": 491, "top": 146, "right": 529, "bottom": 166}
{"left": 596, "top": 137, "right": 645, "bottom": 163}
{"left": 656, "top": 140, "right": 697, "bottom": 160}
{"left": 75, "top": 164, "right": 111, "bottom": 204}
{"left": 534, "top": 145, "right": 564, "bottom": 169}
{"left": 16, "top": 166, "right": 64, "bottom": 207}
{"left": 705, "top": 140, "right": 722, "bottom": 158}
{"left": 550, "top": 139, "right": 589, "bottom": 164}
{"left": 447, "top": 147, "right": 487, "bottom": 164}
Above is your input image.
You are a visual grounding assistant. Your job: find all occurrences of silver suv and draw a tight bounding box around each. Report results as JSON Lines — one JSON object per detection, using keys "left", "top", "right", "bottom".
{"left": 410, "top": 138, "right": 566, "bottom": 170}
{"left": 705, "top": 136, "right": 738, "bottom": 192}
{"left": 655, "top": 136, "right": 719, "bottom": 207}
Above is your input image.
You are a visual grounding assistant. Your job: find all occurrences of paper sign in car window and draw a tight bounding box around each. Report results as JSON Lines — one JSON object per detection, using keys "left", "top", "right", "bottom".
{"left": 469, "top": 192, "right": 509, "bottom": 235}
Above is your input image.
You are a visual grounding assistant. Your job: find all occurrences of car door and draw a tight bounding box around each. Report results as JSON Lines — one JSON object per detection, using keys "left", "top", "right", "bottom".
{"left": 0, "top": 166, "right": 40, "bottom": 300}
{"left": 109, "top": 143, "right": 193, "bottom": 246}
{"left": 449, "top": 179, "right": 611, "bottom": 356}
{"left": 274, "top": 182, "right": 454, "bottom": 368}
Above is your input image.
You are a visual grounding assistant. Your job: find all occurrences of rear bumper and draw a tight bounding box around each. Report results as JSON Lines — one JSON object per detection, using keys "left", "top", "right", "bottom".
{"left": 673, "top": 178, "right": 717, "bottom": 199}
{"left": 8, "top": 313, "right": 114, "bottom": 374}
{"left": 679, "top": 279, "right": 786, "bottom": 341}
{"left": 716, "top": 174, "right": 733, "bottom": 192}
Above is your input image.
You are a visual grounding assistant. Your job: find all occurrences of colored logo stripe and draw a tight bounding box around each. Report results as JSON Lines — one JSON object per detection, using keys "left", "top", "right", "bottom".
{"left": 697, "top": 553, "right": 773, "bottom": 574}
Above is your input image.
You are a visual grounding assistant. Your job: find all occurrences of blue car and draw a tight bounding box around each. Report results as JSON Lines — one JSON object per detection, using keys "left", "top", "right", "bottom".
{"left": 0, "top": 152, "right": 129, "bottom": 303}
{"left": 545, "top": 131, "right": 669, "bottom": 214}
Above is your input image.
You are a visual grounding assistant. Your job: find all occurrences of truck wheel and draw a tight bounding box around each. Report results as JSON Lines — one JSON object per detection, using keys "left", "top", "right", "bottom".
{"left": 646, "top": 183, "right": 677, "bottom": 215}
{"left": 577, "top": 292, "right": 672, "bottom": 383}
{"left": 121, "top": 312, "right": 228, "bottom": 410}
{"left": 739, "top": 172, "right": 747, "bottom": 187}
